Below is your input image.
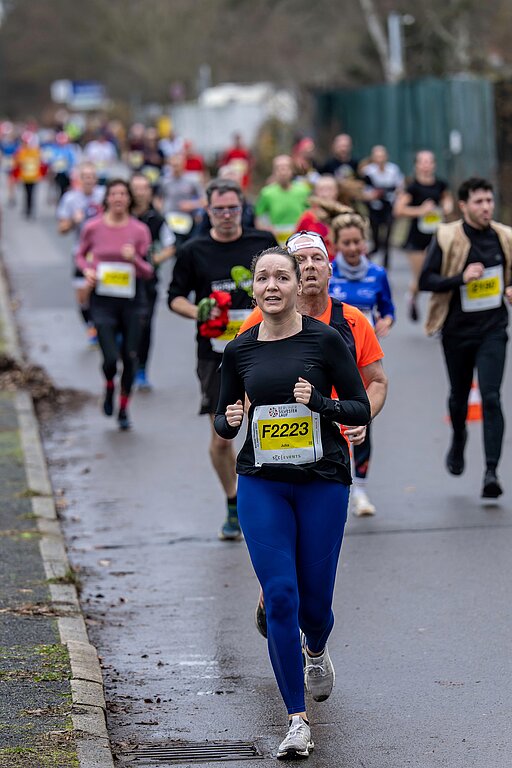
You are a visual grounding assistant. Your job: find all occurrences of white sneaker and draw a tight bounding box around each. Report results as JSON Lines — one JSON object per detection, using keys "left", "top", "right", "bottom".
{"left": 277, "top": 715, "right": 314, "bottom": 760}
{"left": 352, "top": 489, "right": 376, "bottom": 517}
{"left": 301, "top": 632, "right": 335, "bottom": 702}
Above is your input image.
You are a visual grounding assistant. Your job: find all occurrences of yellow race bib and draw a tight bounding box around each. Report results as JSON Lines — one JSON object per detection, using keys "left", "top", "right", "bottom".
{"left": 460, "top": 265, "right": 503, "bottom": 312}
{"left": 128, "top": 151, "right": 144, "bottom": 168}
{"left": 252, "top": 403, "right": 323, "bottom": 466}
{"left": 258, "top": 416, "right": 313, "bottom": 451}
{"left": 166, "top": 211, "right": 193, "bottom": 235}
{"left": 96, "top": 262, "right": 136, "bottom": 299}
{"left": 418, "top": 208, "right": 442, "bottom": 234}
{"left": 274, "top": 226, "right": 295, "bottom": 246}
{"left": 211, "top": 310, "right": 252, "bottom": 353}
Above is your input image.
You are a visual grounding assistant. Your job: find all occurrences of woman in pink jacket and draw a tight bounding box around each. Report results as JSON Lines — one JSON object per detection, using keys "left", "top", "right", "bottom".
{"left": 76, "top": 179, "right": 153, "bottom": 429}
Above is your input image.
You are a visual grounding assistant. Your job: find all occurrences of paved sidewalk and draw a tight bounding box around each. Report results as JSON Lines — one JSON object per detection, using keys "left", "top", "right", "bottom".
{"left": 0, "top": 258, "right": 113, "bottom": 768}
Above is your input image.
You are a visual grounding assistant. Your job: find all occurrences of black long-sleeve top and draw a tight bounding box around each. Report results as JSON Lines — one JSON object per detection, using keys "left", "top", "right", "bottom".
{"left": 214, "top": 316, "right": 371, "bottom": 485}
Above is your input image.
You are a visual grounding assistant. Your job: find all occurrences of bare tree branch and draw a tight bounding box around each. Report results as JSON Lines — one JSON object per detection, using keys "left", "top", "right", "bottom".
{"left": 357, "top": 0, "right": 391, "bottom": 82}
{"left": 424, "top": 2, "right": 471, "bottom": 70}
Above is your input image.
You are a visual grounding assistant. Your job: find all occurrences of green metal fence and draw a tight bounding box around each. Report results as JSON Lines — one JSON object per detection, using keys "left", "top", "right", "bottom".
{"left": 315, "top": 76, "right": 497, "bottom": 193}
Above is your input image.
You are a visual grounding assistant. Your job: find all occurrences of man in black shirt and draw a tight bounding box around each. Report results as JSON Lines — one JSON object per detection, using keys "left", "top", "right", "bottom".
{"left": 419, "top": 177, "right": 512, "bottom": 499}
{"left": 168, "top": 178, "right": 276, "bottom": 540}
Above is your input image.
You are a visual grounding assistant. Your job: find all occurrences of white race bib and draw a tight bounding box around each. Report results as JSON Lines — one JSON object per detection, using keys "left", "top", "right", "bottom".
{"left": 96, "top": 262, "right": 136, "bottom": 299}
{"left": 460, "top": 265, "right": 503, "bottom": 312}
{"left": 252, "top": 403, "right": 323, "bottom": 467}
{"left": 211, "top": 309, "right": 252, "bottom": 353}
{"left": 418, "top": 208, "right": 442, "bottom": 234}
{"left": 166, "top": 211, "right": 193, "bottom": 235}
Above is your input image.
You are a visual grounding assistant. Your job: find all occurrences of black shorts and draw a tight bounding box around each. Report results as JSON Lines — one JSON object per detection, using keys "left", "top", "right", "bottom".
{"left": 404, "top": 232, "right": 433, "bottom": 252}
{"left": 196, "top": 357, "right": 222, "bottom": 415}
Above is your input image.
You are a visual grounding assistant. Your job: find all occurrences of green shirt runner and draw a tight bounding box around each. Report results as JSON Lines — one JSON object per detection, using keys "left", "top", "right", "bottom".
{"left": 255, "top": 181, "right": 310, "bottom": 244}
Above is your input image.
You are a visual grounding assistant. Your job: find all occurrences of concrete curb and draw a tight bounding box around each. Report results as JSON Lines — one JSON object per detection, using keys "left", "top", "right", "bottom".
{"left": 0, "top": 256, "right": 114, "bottom": 768}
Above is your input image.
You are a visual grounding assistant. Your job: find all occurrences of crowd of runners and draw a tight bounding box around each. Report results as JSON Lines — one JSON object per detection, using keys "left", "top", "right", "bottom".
{"left": 2, "top": 114, "right": 512, "bottom": 760}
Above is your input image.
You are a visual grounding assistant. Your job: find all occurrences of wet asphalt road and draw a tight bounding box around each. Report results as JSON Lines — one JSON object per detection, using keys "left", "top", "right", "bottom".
{"left": 3, "top": 183, "right": 512, "bottom": 767}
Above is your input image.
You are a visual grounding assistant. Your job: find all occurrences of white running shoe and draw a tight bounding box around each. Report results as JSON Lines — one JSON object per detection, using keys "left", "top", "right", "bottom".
{"left": 352, "top": 490, "right": 376, "bottom": 517}
{"left": 301, "top": 632, "right": 335, "bottom": 702}
{"left": 277, "top": 715, "right": 314, "bottom": 760}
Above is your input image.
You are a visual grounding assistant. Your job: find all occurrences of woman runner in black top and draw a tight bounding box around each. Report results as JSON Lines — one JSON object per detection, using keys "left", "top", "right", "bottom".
{"left": 394, "top": 150, "right": 453, "bottom": 321}
{"left": 215, "top": 247, "right": 370, "bottom": 759}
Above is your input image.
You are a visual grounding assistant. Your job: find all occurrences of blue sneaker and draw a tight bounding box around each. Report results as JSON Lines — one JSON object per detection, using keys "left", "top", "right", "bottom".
{"left": 87, "top": 326, "right": 98, "bottom": 346}
{"left": 135, "top": 368, "right": 152, "bottom": 391}
{"left": 218, "top": 509, "right": 242, "bottom": 541}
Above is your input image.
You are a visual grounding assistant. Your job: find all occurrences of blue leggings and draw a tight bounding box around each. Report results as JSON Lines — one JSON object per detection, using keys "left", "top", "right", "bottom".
{"left": 237, "top": 475, "right": 349, "bottom": 715}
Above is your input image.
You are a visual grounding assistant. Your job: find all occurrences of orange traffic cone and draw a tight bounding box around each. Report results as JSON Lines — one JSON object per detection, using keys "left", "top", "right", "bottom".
{"left": 467, "top": 379, "right": 483, "bottom": 422}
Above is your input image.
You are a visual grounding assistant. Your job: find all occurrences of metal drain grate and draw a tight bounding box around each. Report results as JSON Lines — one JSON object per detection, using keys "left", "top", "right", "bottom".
{"left": 124, "top": 741, "right": 263, "bottom": 763}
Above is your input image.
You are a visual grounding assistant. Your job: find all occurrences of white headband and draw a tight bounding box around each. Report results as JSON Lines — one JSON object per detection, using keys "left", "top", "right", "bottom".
{"left": 287, "top": 232, "right": 329, "bottom": 259}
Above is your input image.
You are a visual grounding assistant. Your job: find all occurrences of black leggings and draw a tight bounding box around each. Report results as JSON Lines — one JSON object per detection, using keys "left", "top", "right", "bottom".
{"left": 137, "top": 278, "right": 158, "bottom": 369}
{"left": 24, "top": 182, "right": 36, "bottom": 217}
{"left": 369, "top": 208, "right": 393, "bottom": 268}
{"left": 353, "top": 423, "right": 371, "bottom": 479}
{"left": 55, "top": 172, "right": 71, "bottom": 199}
{"left": 92, "top": 297, "right": 144, "bottom": 396}
{"left": 96, "top": 317, "right": 142, "bottom": 396}
{"left": 442, "top": 330, "right": 508, "bottom": 470}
